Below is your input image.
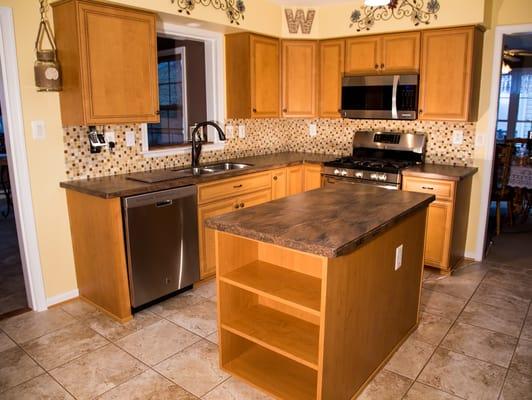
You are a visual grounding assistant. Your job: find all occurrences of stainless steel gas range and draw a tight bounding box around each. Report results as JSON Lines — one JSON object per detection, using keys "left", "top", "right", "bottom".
{"left": 322, "top": 130, "right": 426, "bottom": 190}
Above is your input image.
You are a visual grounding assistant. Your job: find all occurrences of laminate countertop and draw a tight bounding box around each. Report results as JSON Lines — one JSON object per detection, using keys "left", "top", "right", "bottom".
{"left": 59, "top": 152, "right": 339, "bottom": 199}
{"left": 205, "top": 184, "right": 434, "bottom": 258}
{"left": 402, "top": 164, "right": 478, "bottom": 181}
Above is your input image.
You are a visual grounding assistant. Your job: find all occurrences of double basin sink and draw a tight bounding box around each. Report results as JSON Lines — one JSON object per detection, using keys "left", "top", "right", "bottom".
{"left": 172, "top": 162, "right": 253, "bottom": 178}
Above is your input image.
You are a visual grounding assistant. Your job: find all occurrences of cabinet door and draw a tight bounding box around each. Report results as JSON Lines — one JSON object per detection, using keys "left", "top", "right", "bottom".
{"left": 271, "top": 168, "right": 287, "bottom": 200}
{"left": 304, "top": 165, "right": 322, "bottom": 191}
{"left": 282, "top": 40, "right": 318, "bottom": 118}
{"left": 425, "top": 200, "right": 453, "bottom": 270}
{"left": 381, "top": 32, "right": 420, "bottom": 73}
{"left": 345, "top": 36, "right": 380, "bottom": 75}
{"left": 251, "top": 35, "right": 280, "bottom": 118}
{"left": 287, "top": 165, "right": 304, "bottom": 196}
{"left": 419, "top": 27, "right": 475, "bottom": 121}
{"left": 78, "top": 2, "right": 159, "bottom": 124}
{"left": 319, "top": 39, "right": 345, "bottom": 118}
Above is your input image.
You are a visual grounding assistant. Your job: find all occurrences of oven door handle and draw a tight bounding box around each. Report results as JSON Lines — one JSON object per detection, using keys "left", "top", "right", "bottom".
{"left": 391, "top": 75, "right": 399, "bottom": 119}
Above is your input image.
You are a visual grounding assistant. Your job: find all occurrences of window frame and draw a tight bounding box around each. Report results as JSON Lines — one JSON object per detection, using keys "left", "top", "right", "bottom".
{"left": 141, "top": 22, "right": 226, "bottom": 158}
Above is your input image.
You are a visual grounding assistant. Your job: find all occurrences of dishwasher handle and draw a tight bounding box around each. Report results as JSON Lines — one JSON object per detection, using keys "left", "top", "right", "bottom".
{"left": 156, "top": 200, "right": 173, "bottom": 208}
{"left": 123, "top": 185, "right": 197, "bottom": 209}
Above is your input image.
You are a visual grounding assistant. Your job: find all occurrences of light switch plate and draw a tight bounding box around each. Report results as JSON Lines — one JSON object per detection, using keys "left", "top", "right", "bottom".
{"left": 104, "top": 130, "right": 115, "bottom": 143}
{"left": 125, "top": 131, "right": 135, "bottom": 147}
{"left": 452, "top": 130, "right": 464, "bottom": 145}
{"left": 238, "top": 124, "right": 246, "bottom": 139}
{"left": 225, "top": 124, "right": 234, "bottom": 139}
{"left": 31, "top": 120, "right": 46, "bottom": 140}
{"left": 395, "top": 244, "right": 403, "bottom": 270}
{"left": 309, "top": 123, "right": 317, "bottom": 137}
{"left": 475, "top": 134, "right": 484, "bottom": 147}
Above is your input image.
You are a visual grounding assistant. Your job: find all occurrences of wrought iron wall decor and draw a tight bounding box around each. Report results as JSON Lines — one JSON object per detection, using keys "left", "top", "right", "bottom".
{"left": 350, "top": 0, "right": 440, "bottom": 32}
{"left": 285, "top": 9, "right": 316, "bottom": 34}
{"left": 171, "top": 0, "right": 245, "bottom": 25}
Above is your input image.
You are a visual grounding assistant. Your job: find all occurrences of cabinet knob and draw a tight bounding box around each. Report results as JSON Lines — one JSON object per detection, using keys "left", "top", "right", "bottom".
{"left": 252, "top": 108, "right": 257, "bottom": 113}
{"left": 374, "top": 64, "right": 378, "bottom": 70}
{"left": 240, "top": 203, "right": 245, "bottom": 208}
{"left": 380, "top": 63, "right": 384, "bottom": 69}
{"left": 155, "top": 110, "right": 160, "bottom": 115}
{"left": 234, "top": 204, "right": 240, "bottom": 209}
{"left": 282, "top": 108, "right": 287, "bottom": 112}
{"left": 273, "top": 176, "right": 278, "bottom": 181}
{"left": 419, "top": 109, "right": 423, "bottom": 114}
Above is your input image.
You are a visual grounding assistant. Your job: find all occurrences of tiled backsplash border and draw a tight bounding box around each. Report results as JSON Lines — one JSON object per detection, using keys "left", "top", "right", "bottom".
{"left": 63, "top": 118, "right": 475, "bottom": 180}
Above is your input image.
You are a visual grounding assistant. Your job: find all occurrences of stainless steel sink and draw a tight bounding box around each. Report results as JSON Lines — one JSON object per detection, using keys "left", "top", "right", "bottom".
{"left": 200, "top": 162, "right": 253, "bottom": 173}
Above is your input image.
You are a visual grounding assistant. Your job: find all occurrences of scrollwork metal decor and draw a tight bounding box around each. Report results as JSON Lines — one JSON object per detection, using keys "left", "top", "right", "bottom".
{"left": 350, "top": 0, "right": 440, "bottom": 31}
{"left": 171, "top": 0, "right": 245, "bottom": 25}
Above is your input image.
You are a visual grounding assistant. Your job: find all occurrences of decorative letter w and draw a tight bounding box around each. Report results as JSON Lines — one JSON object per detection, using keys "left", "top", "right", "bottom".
{"left": 285, "top": 9, "right": 316, "bottom": 34}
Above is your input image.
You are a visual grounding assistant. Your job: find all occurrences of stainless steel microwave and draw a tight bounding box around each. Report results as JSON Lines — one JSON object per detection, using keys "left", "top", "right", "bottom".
{"left": 341, "top": 74, "right": 418, "bottom": 120}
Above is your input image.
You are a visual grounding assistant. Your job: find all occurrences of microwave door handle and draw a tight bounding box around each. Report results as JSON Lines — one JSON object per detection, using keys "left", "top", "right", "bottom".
{"left": 391, "top": 75, "right": 399, "bottom": 119}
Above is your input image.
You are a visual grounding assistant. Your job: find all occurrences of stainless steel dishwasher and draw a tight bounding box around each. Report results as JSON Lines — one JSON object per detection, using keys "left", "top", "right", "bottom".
{"left": 123, "top": 185, "right": 199, "bottom": 308}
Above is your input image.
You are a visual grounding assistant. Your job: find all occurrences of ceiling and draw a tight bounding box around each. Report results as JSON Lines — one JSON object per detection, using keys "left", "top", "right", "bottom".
{"left": 271, "top": 0, "right": 351, "bottom": 5}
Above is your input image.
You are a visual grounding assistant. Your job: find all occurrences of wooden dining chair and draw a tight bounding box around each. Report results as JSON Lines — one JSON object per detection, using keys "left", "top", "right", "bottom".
{"left": 491, "top": 143, "right": 513, "bottom": 235}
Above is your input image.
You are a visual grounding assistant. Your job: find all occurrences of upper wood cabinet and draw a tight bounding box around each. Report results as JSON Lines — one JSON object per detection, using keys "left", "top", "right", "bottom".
{"left": 226, "top": 33, "right": 280, "bottom": 119}
{"left": 345, "top": 32, "right": 420, "bottom": 75}
{"left": 319, "top": 39, "right": 345, "bottom": 118}
{"left": 52, "top": 0, "right": 159, "bottom": 126}
{"left": 281, "top": 40, "right": 319, "bottom": 118}
{"left": 418, "top": 26, "right": 483, "bottom": 121}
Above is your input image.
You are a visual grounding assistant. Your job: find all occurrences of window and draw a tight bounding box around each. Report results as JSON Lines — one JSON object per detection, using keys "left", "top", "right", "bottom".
{"left": 147, "top": 47, "right": 188, "bottom": 148}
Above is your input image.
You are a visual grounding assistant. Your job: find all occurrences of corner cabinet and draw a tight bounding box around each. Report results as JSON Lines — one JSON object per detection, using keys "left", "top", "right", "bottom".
{"left": 345, "top": 32, "right": 420, "bottom": 75}
{"left": 281, "top": 40, "right": 319, "bottom": 118}
{"left": 319, "top": 39, "right": 345, "bottom": 118}
{"left": 52, "top": 0, "right": 159, "bottom": 126}
{"left": 226, "top": 33, "right": 281, "bottom": 119}
{"left": 418, "top": 26, "right": 483, "bottom": 121}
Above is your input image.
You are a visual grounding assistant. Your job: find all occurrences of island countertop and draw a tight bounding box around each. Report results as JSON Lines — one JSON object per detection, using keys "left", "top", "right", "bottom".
{"left": 59, "top": 152, "right": 338, "bottom": 199}
{"left": 205, "top": 184, "right": 434, "bottom": 258}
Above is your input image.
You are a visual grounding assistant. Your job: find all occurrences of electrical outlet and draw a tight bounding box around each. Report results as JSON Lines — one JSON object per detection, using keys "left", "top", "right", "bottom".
{"left": 475, "top": 134, "right": 484, "bottom": 147}
{"left": 225, "top": 124, "right": 234, "bottom": 139}
{"left": 31, "top": 120, "right": 46, "bottom": 140}
{"left": 452, "top": 130, "right": 464, "bottom": 145}
{"left": 125, "top": 131, "right": 135, "bottom": 147}
{"left": 309, "top": 123, "right": 317, "bottom": 137}
{"left": 238, "top": 124, "right": 246, "bottom": 139}
{"left": 395, "top": 244, "right": 403, "bottom": 270}
{"left": 104, "top": 130, "right": 115, "bottom": 144}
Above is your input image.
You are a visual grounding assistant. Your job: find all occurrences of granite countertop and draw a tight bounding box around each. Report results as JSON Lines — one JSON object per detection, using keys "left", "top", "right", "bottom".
{"left": 60, "top": 152, "right": 339, "bottom": 199}
{"left": 402, "top": 164, "right": 478, "bottom": 181}
{"left": 205, "top": 185, "right": 434, "bottom": 258}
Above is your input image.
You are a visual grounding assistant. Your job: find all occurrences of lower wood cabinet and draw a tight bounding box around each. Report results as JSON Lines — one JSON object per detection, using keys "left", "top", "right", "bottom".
{"left": 402, "top": 175, "right": 473, "bottom": 273}
{"left": 287, "top": 165, "right": 304, "bottom": 196}
{"left": 304, "top": 164, "right": 323, "bottom": 191}
{"left": 271, "top": 168, "right": 287, "bottom": 200}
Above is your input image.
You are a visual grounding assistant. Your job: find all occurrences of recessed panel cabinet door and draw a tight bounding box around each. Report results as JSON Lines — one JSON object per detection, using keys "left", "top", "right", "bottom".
{"left": 287, "top": 165, "right": 304, "bottom": 196}
{"left": 251, "top": 35, "right": 281, "bottom": 118}
{"left": 345, "top": 36, "right": 380, "bottom": 75}
{"left": 424, "top": 201, "right": 453, "bottom": 269}
{"left": 418, "top": 27, "right": 478, "bottom": 121}
{"left": 78, "top": 2, "right": 159, "bottom": 124}
{"left": 319, "top": 39, "right": 345, "bottom": 118}
{"left": 271, "top": 168, "right": 288, "bottom": 199}
{"left": 381, "top": 32, "right": 420, "bottom": 73}
{"left": 282, "top": 40, "right": 318, "bottom": 118}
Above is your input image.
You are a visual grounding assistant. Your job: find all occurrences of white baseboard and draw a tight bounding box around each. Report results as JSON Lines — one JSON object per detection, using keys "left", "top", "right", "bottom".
{"left": 465, "top": 250, "right": 482, "bottom": 262}
{"left": 46, "top": 289, "right": 79, "bottom": 307}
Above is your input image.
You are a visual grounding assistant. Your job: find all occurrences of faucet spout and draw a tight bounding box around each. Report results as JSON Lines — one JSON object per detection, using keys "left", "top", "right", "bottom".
{"left": 190, "top": 121, "right": 226, "bottom": 170}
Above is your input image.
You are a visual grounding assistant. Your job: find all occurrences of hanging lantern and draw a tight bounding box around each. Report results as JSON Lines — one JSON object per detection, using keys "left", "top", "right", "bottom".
{"left": 34, "top": 0, "right": 62, "bottom": 92}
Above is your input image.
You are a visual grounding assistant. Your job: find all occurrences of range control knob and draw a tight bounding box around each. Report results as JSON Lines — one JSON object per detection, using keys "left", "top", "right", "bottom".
{"left": 370, "top": 173, "right": 378, "bottom": 180}
{"left": 378, "top": 174, "right": 387, "bottom": 182}
{"left": 334, "top": 169, "right": 340, "bottom": 175}
{"left": 340, "top": 169, "right": 348, "bottom": 177}
{"left": 355, "top": 172, "right": 363, "bottom": 179}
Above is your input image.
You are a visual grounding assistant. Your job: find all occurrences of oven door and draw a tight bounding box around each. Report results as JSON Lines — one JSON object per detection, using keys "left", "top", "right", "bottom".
{"left": 322, "top": 175, "right": 399, "bottom": 190}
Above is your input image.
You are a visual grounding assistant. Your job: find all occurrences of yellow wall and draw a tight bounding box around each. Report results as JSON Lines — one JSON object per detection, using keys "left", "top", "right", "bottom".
{"left": 0, "top": 0, "right": 530, "bottom": 301}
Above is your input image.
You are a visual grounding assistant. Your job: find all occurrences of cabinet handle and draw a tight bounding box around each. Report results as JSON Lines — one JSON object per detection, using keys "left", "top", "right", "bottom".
{"left": 273, "top": 176, "right": 278, "bottom": 181}
{"left": 233, "top": 184, "right": 243, "bottom": 189}
{"left": 240, "top": 202, "right": 245, "bottom": 208}
{"left": 421, "top": 186, "right": 434, "bottom": 190}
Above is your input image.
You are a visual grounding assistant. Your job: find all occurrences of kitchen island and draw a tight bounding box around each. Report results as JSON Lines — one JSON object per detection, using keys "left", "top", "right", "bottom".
{"left": 206, "top": 185, "right": 434, "bottom": 400}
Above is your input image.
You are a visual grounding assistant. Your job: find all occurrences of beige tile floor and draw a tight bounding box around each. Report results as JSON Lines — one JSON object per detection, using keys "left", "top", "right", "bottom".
{"left": 0, "top": 261, "right": 531, "bottom": 400}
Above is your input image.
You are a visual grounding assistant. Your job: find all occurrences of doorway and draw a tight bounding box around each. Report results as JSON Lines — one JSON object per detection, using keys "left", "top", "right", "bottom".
{"left": 486, "top": 31, "right": 532, "bottom": 267}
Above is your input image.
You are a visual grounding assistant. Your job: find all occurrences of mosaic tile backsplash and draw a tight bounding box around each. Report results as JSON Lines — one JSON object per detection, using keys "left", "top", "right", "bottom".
{"left": 63, "top": 119, "right": 475, "bottom": 180}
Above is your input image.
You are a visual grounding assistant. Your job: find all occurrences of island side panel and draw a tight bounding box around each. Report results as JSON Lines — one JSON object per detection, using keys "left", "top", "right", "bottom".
{"left": 319, "top": 208, "right": 427, "bottom": 400}
{"left": 66, "top": 189, "right": 132, "bottom": 321}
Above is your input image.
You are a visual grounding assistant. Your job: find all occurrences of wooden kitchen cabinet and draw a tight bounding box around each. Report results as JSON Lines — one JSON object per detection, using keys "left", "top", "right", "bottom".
{"left": 52, "top": 0, "right": 159, "bottom": 126}
{"left": 226, "top": 33, "right": 280, "bottom": 119}
{"left": 403, "top": 174, "right": 473, "bottom": 273}
{"left": 304, "top": 164, "right": 322, "bottom": 191}
{"left": 319, "top": 39, "right": 345, "bottom": 118}
{"left": 287, "top": 165, "right": 304, "bottom": 195}
{"left": 271, "top": 168, "right": 288, "bottom": 200}
{"left": 281, "top": 40, "right": 319, "bottom": 118}
{"left": 345, "top": 32, "right": 419, "bottom": 75}
{"left": 418, "top": 26, "right": 483, "bottom": 121}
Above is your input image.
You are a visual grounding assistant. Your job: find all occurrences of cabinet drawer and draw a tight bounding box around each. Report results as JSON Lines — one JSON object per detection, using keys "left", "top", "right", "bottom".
{"left": 198, "top": 172, "right": 272, "bottom": 204}
{"left": 402, "top": 177, "right": 454, "bottom": 201}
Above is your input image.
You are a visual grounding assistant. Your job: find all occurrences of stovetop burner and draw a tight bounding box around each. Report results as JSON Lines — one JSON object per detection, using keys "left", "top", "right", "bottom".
{"left": 325, "top": 156, "right": 415, "bottom": 173}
